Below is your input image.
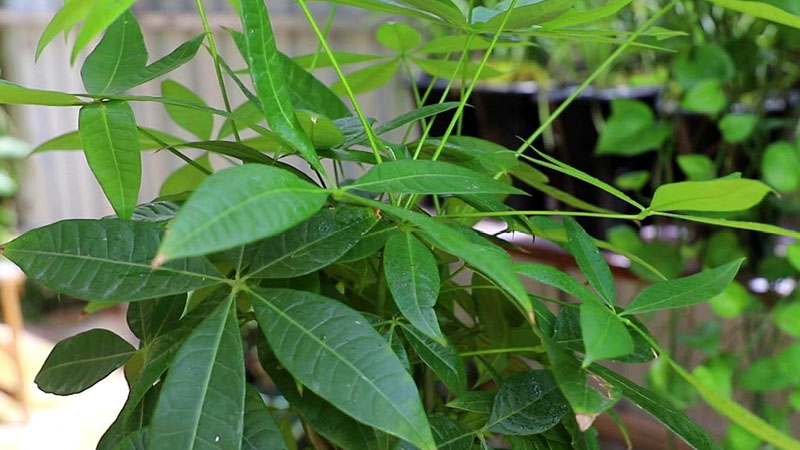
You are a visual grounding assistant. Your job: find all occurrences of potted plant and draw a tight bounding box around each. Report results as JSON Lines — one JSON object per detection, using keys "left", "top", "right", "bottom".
{"left": 2, "top": 0, "right": 800, "bottom": 448}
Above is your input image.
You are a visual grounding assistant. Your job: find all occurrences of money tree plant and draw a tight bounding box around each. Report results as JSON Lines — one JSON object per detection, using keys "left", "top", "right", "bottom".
{"left": 3, "top": 0, "right": 800, "bottom": 449}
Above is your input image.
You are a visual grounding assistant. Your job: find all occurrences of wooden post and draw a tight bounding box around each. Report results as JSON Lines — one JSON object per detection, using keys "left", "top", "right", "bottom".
{"left": 0, "top": 260, "right": 28, "bottom": 422}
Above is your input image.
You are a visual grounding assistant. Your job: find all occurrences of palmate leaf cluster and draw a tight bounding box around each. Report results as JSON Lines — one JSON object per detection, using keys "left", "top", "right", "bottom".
{"left": 3, "top": 0, "right": 800, "bottom": 449}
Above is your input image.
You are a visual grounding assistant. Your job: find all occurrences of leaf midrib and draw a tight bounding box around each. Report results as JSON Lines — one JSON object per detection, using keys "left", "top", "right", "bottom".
{"left": 7, "top": 247, "right": 226, "bottom": 282}
{"left": 163, "top": 186, "right": 325, "bottom": 256}
{"left": 250, "top": 289, "right": 429, "bottom": 447}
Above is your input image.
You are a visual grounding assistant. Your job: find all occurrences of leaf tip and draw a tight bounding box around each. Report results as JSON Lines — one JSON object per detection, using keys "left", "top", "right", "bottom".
{"left": 152, "top": 252, "right": 168, "bottom": 268}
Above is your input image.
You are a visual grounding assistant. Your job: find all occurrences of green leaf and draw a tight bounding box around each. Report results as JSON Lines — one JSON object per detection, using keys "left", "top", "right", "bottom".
{"left": 554, "top": 306, "right": 655, "bottom": 364}
{"left": 411, "top": 57, "right": 504, "bottom": 80}
{"left": 719, "top": 113, "right": 758, "bottom": 143}
{"left": 3, "top": 219, "right": 224, "bottom": 302}
{"left": 788, "top": 243, "right": 800, "bottom": 272}
{"left": 681, "top": 80, "right": 727, "bottom": 115}
{"left": 415, "top": 35, "right": 528, "bottom": 54}
{"left": 0, "top": 80, "right": 83, "bottom": 106}
{"left": 542, "top": 0, "right": 634, "bottom": 28}
{"left": 251, "top": 288, "right": 436, "bottom": 450}
{"left": 668, "top": 213, "right": 800, "bottom": 240}
{"left": 72, "top": 0, "right": 139, "bottom": 62}
{"left": 240, "top": 0, "right": 324, "bottom": 173}
{"left": 589, "top": 365, "right": 722, "bottom": 450}
{"left": 761, "top": 142, "right": 800, "bottom": 192}
{"left": 515, "top": 263, "right": 602, "bottom": 306}
{"left": 373, "top": 102, "right": 461, "bottom": 137}
{"left": 339, "top": 221, "right": 397, "bottom": 263}
{"left": 243, "top": 207, "right": 377, "bottom": 279}
{"left": 706, "top": 0, "right": 800, "bottom": 29}
{"left": 81, "top": 11, "right": 147, "bottom": 95}
{"left": 358, "top": 198, "right": 532, "bottom": 317}
{"left": 349, "top": 160, "right": 524, "bottom": 195}
{"left": 542, "top": 333, "right": 621, "bottom": 414}
{"left": 430, "top": 416, "right": 473, "bottom": 450}
{"left": 677, "top": 155, "right": 716, "bottom": 181}
{"left": 486, "top": 370, "right": 570, "bottom": 435}
{"left": 296, "top": 110, "right": 345, "bottom": 149}
{"left": 564, "top": 218, "right": 616, "bottom": 306}
{"left": 614, "top": 170, "right": 650, "bottom": 191}
{"left": 35, "top": 128, "right": 183, "bottom": 153}
{"left": 473, "top": 0, "right": 575, "bottom": 31}
{"left": 377, "top": 22, "right": 422, "bottom": 52}
{"left": 157, "top": 164, "right": 328, "bottom": 261}
{"left": 740, "top": 344, "right": 800, "bottom": 392}
{"left": 402, "top": 325, "right": 467, "bottom": 395}
{"left": 132, "top": 201, "right": 180, "bottom": 223}
{"left": 148, "top": 296, "right": 245, "bottom": 450}
{"left": 595, "top": 100, "right": 670, "bottom": 156}
{"left": 79, "top": 101, "right": 141, "bottom": 219}
{"left": 673, "top": 44, "right": 734, "bottom": 89}
{"left": 622, "top": 258, "right": 744, "bottom": 315}
{"left": 649, "top": 179, "right": 772, "bottom": 212}
{"left": 262, "top": 354, "right": 390, "bottom": 450}
{"left": 395, "top": 0, "right": 465, "bottom": 25}
{"left": 159, "top": 154, "right": 212, "bottom": 197}
{"left": 446, "top": 391, "right": 495, "bottom": 414}
{"left": 710, "top": 281, "right": 754, "bottom": 319}
{"left": 35, "top": 329, "right": 135, "bottom": 395}
{"left": 162, "top": 80, "right": 214, "bottom": 140}
{"left": 281, "top": 52, "right": 352, "bottom": 119}
{"left": 36, "top": 0, "right": 95, "bottom": 59}
{"left": 126, "top": 294, "right": 187, "bottom": 343}
{"left": 580, "top": 301, "right": 633, "bottom": 366}
{"left": 385, "top": 232, "right": 444, "bottom": 343}
{"left": 333, "top": 59, "right": 402, "bottom": 96}
{"left": 242, "top": 385, "right": 288, "bottom": 450}
{"left": 308, "top": 0, "right": 447, "bottom": 23}
{"left": 107, "top": 34, "right": 205, "bottom": 94}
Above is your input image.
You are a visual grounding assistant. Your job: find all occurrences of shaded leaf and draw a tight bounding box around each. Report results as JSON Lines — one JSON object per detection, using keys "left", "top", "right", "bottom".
{"left": 36, "top": 329, "right": 136, "bottom": 395}
{"left": 242, "top": 385, "right": 288, "bottom": 450}
{"left": 564, "top": 218, "right": 616, "bottom": 305}
{"left": 244, "top": 207, "right": 377, "bottom": 278}
{"left": 3, "top": 219, "right": 224, "bottom": 301}
{"left": 162, "top": 80, "right": 214, "bottom": 140}
{"left": 385, "top": 232, "right": 444, "bottom": 342}
{"left": 579, "top": 301, "right": 633, "bottom": 366}
{"left": 446, "top": 391, "right": 495, "bottom": 414}
{"left": 148, "top": 296, "right": 245, "bottom": 450}
{"left": 402, "top": 325, "right": 467, "bottom": 395}
{"left": 251, "top": 288, "right": 436, "bottom": 450}
{"left": 487, "top": 370, "right": 569, "bottom": 435}
{"left": 590, "top": 365, "right": 721, "bottom": 450}
{"left": 333, "top": 59, "right": 402, "bottom": 96}
{"left": 126, "top": 294, "right": 187, "bottom": 343}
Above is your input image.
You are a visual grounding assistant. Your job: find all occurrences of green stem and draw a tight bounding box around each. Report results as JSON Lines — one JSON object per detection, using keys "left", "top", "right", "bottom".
{"left": 459, "top": 347, "right": 541, "bottom": 357}
{"left": 430, "top": 0, "right": 521, "bottom": 161}
{"left": 511, "top": 0, "right": 678, "bottom": 159}
{"left": 441, "top": 210, "right": 644, "bottom": 220}
{"left": 195, "top": 0, "right": 241, "bottom": 143}
{"left": 296, "top": 0, "right": 383, "bottom": 165}
{"left": 308, "top": 5, "right": 338, "bottom": 72}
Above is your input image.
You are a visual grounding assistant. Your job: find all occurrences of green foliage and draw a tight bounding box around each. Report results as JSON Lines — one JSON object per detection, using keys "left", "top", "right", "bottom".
{"left": 7, "top": 1, "right": 800, "bottom": 449}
